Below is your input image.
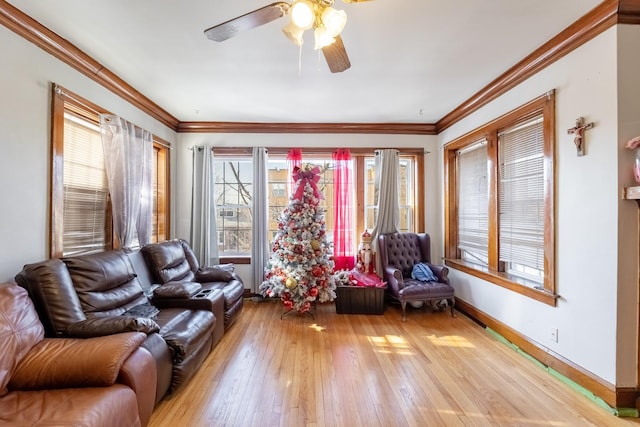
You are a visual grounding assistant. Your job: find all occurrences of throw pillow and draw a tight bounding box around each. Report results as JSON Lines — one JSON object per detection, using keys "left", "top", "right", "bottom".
{"left": 411, "top": 263, "right": 438, "bottom": 282}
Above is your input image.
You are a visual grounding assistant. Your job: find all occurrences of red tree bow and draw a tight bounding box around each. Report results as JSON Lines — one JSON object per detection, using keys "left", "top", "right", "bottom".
{"left": 293, "top": 165, "right": 323, "bottom": 200}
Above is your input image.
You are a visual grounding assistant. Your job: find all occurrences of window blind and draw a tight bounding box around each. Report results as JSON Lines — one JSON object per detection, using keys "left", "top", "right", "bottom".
{"left": 62, "top": 113, "right": 110, "bottom": 256}
{"left": 498, "top": 116, "right": 544, "bottom": 274}
{"left": 457, "top": 140, "right": 489, "bottom": 265}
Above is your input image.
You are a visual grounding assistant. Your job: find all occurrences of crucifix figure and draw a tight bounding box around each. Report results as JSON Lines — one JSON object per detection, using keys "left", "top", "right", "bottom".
{"left": 567, "top": 117, "right": 594, "bottom": 157}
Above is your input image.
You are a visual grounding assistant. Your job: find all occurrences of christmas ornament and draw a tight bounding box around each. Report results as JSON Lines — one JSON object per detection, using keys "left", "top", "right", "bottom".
{"left": 285, "top": 277, "right": 298, "bottom": 290}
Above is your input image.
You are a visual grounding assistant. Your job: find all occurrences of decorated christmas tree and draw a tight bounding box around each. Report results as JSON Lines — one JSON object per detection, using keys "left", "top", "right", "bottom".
{"left": 259, "top": 163, "right": 336, "bottom": 314}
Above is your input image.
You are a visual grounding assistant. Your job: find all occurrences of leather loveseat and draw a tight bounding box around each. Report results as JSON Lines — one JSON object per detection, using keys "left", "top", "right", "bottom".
{"left": 0, "top": 282, "right": 156, "bottom": 427}
{"left": 142, "top": 239, "right": 244, "bottom": 330}
{"left": 15, "top": 249, "right": 218, "bottom": 402}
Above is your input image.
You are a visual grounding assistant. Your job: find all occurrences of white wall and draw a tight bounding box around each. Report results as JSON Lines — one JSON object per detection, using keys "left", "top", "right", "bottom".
{"left": 0, "top": 25, "right": 177, "bottom": 281}
{"left": 175, "top": 133, "right": 438, "bottom": 289}
{"left": 438, "top": 26, "right": 637, "bottom": 386}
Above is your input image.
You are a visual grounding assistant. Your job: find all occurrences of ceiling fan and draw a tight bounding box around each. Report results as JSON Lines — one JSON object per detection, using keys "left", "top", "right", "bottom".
{"left": 204, "top": 0, "right": 374, "bottom": 73}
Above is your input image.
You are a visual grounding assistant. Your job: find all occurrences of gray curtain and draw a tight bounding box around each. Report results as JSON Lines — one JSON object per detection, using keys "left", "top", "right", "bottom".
{"left": 371, "top": 148, "right": 400, "bottom": 275}
{"left": 251, "top": 147, "right": 269, "bottom": 293}
{"left": 190, "top": 145, "right": 219, "bottom": 266}
{"left": 99, "top": 114, "right": 152, "bottom": 249}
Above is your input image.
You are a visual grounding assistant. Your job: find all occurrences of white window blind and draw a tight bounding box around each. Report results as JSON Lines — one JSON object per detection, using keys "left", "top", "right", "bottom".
{"left": 62, "top": 113, "right": 110, "bottom": 256}
{"left": 457, "top": 140, "right": 489, "bottom": 265}
{"left": 498, "top": 116, "right": 544, "bottom": 279}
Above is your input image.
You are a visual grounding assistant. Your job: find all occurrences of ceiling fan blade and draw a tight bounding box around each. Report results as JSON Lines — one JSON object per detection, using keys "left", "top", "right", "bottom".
{"left": 322, "top": 35, "right": 351, "bottom": 73}
{"left": 204, "top": 2, "right": 290, "bottom": 42}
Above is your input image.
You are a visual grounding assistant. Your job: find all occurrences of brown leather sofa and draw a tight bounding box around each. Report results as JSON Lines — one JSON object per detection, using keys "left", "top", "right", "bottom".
{"left": 15, "top": 249, "right": 218, "bottom": 402}
{"left": 0, "top": 282, "right": 156, "bottom": 427}
{"left": 142, "top": 239, "right": 244, "bottom": 330}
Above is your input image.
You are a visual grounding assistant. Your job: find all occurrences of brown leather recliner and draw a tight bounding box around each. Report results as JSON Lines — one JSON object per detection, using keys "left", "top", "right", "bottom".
{"left": 15, "top": 250, "right": 216, "bottom": 400}
{"left": 378, "top": 232, "right": 455, "bottom": 321}
{"left": 0, "top": 282, "right": 156, "bottom": 427}
{"left": 142, "top": 239, "right": 244, "bottom": 330}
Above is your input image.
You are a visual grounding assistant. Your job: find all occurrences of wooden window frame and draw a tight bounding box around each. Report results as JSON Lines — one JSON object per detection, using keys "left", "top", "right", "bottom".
{"left": 212, "top": 147, "right": 425, "bottom": 264}
{"left": 443, "top": 91, "right": 557, "bottom": 306}
{"left": 50, "top": 84, "right": 170, "bottom": 258}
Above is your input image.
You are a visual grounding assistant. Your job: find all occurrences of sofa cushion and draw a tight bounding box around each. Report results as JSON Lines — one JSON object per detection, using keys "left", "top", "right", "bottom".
{"left": 0, "top": 284, "right": 44, "bottom": 397}
{"left": 9, "top": 332, "right": 146, "bottom": 390}
{"left": 0, "top": 386, "right": 141, "bottom": 427}
{"left": 142, "top": 240, "right": 196, "bottom": 284}
{"left": 63, "top": 251, "right": 148, "bottom": 316}
{"left": 14, "top": 259, "right": 87, "bottom": 336}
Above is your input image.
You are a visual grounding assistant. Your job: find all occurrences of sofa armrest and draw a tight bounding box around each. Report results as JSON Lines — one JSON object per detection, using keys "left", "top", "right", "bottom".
{"left": 118, "top": 346, "right": 157, "bottom": 427}
{"left": 153, "top": 281, "right": 202, "bottom": 299}
{"left": 8, "top": 332, "right": 147, "bottom": 390}
{"left": 426, "top": 263, "right": 450, "bottom": 284}
{"left": 195, "top": 266, "right": 233, "bottom": 283}
{"left": 383, "top": 266, "right": 404, "bottom": 293}
{"left": 64, "top": 316, "right": 159, "bottom": 338}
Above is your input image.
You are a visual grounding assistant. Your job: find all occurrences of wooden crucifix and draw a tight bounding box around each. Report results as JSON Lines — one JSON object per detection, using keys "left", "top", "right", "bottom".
{"left": 567, "top": 117, "right": 594, "bottom": 157}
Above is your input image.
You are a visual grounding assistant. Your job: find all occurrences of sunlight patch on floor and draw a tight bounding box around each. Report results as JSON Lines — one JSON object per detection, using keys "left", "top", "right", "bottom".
{"left": 427, "top": 334, "right": 475, "bottom": 348}
{"left": 436, "top": 409, "right": 569, "bottom": 425}
{"left": 308, "top": 323, "right": 326, "bottom": 332}
{"left": 368, "top": 335, "right": 413, "bottom": 355}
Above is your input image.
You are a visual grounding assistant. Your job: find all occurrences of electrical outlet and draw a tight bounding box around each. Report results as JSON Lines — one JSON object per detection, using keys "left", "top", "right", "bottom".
{"left": 550, "top": 328, "right": 558, "bottom": 343}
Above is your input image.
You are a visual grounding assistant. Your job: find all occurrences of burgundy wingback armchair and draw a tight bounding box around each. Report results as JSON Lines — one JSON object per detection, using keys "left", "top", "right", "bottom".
{"left": 378, "top": 232, "right": 455, "bottom": 321}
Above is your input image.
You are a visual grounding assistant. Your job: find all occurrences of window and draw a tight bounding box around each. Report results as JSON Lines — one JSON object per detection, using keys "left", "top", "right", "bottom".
{"left": 499, "top": 117, "right": 545, "bottom": 283}
{"left": 444, "top": 91, "right": 556, "bottom": 305}
{"left": 213, "top": 159, "right": 252, "bottom": 255}
{"left": 51, "top": 84, "right": 170, "bottom": 257}
{"left": 213, "top": 149, "right": 423, "bottom": 259}
{"left": 457, "top": 140, "right": 489, "bottom": 266}
{"left": 60, "top": 112, "right": 111, "bottom": 256}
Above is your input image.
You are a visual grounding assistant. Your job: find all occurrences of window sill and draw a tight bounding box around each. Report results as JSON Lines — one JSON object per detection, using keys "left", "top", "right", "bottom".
{"left": 219, "top": 256, "right": 251, "bottom": 265}
{"left": 444, "top": 259, "right": 558, "bottom": 307}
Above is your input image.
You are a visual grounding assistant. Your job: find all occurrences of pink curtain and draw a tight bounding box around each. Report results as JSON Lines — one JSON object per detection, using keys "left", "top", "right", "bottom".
{"left": 286, "top": 148, "right": 302, "bottom": 195}
{"left": 332, "top": 149, "right": 354, "bottom": 270}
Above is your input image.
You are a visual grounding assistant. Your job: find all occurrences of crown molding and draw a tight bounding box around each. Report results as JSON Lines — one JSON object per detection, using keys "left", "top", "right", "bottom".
{"left": 436, "top": 0, "right": 639, "bottom": 133}
{"left": 619, "top": 0, "right": 640, "bottom": 23}
{"left": 0, "top": 1, "right": 180, "bottom": 130}
{"left": 177, "top": 121, "right": 437, "bottom": 134}
{"left": 2, "top": 1, "right": 639, "bottom": 135}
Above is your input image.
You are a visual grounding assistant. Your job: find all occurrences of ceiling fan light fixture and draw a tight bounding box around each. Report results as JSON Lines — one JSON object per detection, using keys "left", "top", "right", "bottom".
{"left": 291, "top": 1, "right": 315, "bottom": 30}
{"left": 314, "top": 26, "right": 335, "bottom": 50}
{"left": 282, "top": 20, "right": 305, "bottom": 46}
{"left": 321, "top": 7, "right": 347, "bottom": 37}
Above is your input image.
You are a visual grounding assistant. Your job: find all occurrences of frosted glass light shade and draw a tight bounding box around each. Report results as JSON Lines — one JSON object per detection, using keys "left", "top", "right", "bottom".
{"left": 291, "top": 1, "right": 314, "bottom": 30}
{"left": 282, "top": 21, "right": 305, "bottom": 46}
{"left": 321, "top": 7, "right": 347, "bottom": 37}
{"left": 314, "top": 26, "right": 335, "bottom": 50}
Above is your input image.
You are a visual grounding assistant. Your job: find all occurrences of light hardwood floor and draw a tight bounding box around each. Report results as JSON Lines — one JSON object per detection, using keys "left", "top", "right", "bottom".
{"left": 148, "top": 299, "right": 640, "bottom": 427}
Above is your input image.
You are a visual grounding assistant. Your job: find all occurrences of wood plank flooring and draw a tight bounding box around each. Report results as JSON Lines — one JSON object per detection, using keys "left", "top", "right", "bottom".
{"left": 148, "top": 299, "right": 640, "bottom": 427}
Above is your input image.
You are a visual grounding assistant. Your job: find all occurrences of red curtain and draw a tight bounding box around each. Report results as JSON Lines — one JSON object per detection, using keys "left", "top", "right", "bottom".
{"left": 332, "top": 149, "right": 355, "bottom": 270}
{"left": 286, "top": 148, "right": 302, "bottom": 195}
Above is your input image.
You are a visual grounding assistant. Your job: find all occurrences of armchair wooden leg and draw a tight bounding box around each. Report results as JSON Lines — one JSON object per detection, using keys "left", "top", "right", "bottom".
{"left": 401, "top": 301, "right": 407, "bottom": 322}
{"left": 448, "top": 297, "right": 456, "bottom": 317}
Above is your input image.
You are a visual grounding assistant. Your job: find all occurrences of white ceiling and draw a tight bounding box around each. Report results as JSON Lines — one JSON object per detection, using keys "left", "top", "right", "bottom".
{"left": 8, "top": 0, "right": 602, "bottom": 124}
